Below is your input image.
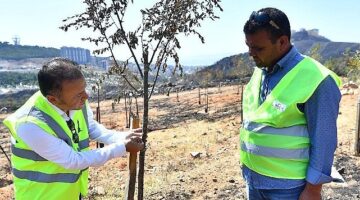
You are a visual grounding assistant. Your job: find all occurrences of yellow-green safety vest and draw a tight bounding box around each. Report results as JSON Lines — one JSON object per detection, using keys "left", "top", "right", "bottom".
{"left": 3, "top": 91, "right": 90, "bottom": 200}
{"left": 240, "top": 56, "right": 341, "bottom": 179}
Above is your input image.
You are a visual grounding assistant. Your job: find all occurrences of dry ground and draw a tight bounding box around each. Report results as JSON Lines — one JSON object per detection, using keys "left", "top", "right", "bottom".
{"left": 0, "top": 85, "right": 359, "bottom": 199}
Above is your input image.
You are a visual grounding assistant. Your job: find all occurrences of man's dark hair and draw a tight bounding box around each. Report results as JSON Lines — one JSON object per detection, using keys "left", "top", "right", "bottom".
{"left": 38, "top": 57, "right": 84, "bottom": 96}
{"left": 243, "top": 7, "right": 291, "bottom": 43}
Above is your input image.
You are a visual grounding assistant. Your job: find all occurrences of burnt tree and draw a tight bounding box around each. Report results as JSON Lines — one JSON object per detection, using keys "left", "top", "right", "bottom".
{"left": 61, "top": 0, "right": 222, "bottom": 199}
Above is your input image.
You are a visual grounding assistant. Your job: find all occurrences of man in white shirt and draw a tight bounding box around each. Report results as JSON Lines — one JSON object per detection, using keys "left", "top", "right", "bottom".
{"left": 3, "top": 57, "right": 143, "bottom": 199}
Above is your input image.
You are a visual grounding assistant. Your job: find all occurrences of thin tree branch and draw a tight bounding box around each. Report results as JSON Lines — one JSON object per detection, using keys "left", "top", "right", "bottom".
{"left": 92, "top": 5, "right": 124, "bottom": 75}
{"left": 121, "top": 73, "right": 141, "bottom": 94}
{"left": 149, "top": 40, "right": 171, "bottom": 99}
{"left": 112, "top": 0, "right": 144, "bottom": 79}
{"left": 149, "top": 37, "right": 164, "bottom": 66}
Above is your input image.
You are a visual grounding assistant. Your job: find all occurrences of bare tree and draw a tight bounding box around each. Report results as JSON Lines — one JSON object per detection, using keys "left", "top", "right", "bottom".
{"left": 60, "top": 0, "right": 222, "bottom": 199}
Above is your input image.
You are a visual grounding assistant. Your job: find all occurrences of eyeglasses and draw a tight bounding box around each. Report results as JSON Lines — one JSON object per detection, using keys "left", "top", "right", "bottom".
{"left": 249, "top": 11, "right": 280, "bottom": 30}
{"left": 66, "top": 119, "right": 79, "bottom": 144}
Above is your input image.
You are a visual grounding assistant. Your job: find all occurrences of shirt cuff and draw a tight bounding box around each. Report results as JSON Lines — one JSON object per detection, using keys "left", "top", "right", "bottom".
{"left": 110, "top": 141, "right": 127, "bottom": 158}
{"left": 306, "top": 165, "right": 333, "bottom": 185}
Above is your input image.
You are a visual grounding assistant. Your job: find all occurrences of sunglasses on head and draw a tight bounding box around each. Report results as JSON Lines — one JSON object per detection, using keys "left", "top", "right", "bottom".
{"left": 250, "top": 11, "right": 280, "bottom": 30}
{"left": 66, "top": 119, "right": 79, "bottom": 144}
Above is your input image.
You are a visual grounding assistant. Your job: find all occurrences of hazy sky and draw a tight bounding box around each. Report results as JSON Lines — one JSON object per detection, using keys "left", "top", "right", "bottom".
{"left": 1, "top": 0, "right": 360, "bottom": 66}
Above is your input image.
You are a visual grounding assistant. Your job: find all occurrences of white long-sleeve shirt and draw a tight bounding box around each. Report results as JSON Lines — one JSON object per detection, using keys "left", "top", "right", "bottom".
{"left": 15, "top": 100, "right": 129, "bottom": 170}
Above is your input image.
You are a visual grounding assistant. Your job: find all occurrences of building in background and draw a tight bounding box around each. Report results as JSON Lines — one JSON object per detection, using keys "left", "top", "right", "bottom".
{"left": 60, "top": 46, "right": 91, "bottom": 65}
{"left": 91, "top": 56, "right": 111, "bottom": 70}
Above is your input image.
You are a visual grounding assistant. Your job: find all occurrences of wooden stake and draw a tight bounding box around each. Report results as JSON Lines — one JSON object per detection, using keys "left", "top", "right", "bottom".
{"left": 125, "top": 116, "right": 140, "bottom": 200}
{"left": 240, "top": 85, "right": 244, "bottom": 124}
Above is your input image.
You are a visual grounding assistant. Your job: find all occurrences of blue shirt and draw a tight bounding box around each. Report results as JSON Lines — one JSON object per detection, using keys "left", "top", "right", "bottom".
{"left": 242, "top": 46, "right": 341, "bottom": 189}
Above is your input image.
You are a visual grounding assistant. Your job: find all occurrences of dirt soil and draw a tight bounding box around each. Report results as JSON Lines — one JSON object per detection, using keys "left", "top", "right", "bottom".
{"left": 0, "top": 85, "right": 359, "bottom": 200}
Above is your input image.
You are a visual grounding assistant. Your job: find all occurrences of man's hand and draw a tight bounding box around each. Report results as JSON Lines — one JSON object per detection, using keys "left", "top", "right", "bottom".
{"left": 125, "top": 128, "right": 143, "bottom": 140}
{"left": 125, "top": 136, "right": 144, "bottom": 153}
{"left": 132, "top": 128, "right": 142, "bottom": 133}
{"left": 299, "top": 183, "right": 322, "bottom": 200}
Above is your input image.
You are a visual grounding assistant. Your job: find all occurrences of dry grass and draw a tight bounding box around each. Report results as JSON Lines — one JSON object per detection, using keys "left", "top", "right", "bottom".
{"left": 1, "top": 85, "right": 360, "bottom": 199}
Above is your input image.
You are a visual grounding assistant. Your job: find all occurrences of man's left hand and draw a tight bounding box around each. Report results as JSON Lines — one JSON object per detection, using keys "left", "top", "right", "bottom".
{"left": 298, "top": 183, "right": 322, "bottom": 200}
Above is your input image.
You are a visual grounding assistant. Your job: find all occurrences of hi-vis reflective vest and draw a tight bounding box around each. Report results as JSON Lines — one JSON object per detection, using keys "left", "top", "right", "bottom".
{"left": 240, "top": 56, "right": 341, "bottom": 179}
{"left": 3, "top": 91, "right": 90, "bottom": 200}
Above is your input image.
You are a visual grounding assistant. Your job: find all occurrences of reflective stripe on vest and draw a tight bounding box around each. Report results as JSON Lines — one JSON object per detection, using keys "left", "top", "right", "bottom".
{"left": 78, "top": 139, "right": 89, "bottom": 150}
{"left": 241, "top": 141, "right": 309, "bottom": 160}
{"left": 81, "top": 105, "right": 89, "bottom": 131}
{"left": 29, "top": 107, "right": 72, "bottom": 146}
{"left": 243, "top": 121, "right": 309, "bottom": 138}
{"left": 12, "top": 168, "right": 87, "bottom": 183}
{"left": 11, "top": 145, "right": 46, "bottom": 161}
{"left": 28, "top": 106, "right": 90, "bottom": 150}
{"left": 241, "top": 120, "right": 309, "bottom": 160}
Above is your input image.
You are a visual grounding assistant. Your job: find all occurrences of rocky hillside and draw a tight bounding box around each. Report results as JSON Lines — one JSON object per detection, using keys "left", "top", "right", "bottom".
{"left": 292, "top": 29, "right": 360, "bottom": 60}
{"left": 198, "top": 29, "right": 360, "bottom": 80}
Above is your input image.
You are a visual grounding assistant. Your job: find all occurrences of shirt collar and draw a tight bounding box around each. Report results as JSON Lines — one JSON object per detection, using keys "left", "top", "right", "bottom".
{"left": 262, "top": 45, "right": 299, "bottom": 75}
{"left": 276, "top": 45, "right": 299, "bottom": 70}
{"left": 45, "top": 98, "right": 75, "bottom": 121}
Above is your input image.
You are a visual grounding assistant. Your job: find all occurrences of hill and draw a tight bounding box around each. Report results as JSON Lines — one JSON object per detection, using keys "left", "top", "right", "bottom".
{"left": 0, "top": 42, "right": 60, "bottom": 60}
{"left": 198, "top": 29, "right": 360, "bottom": 81}
{"left": 292, "top": 29, "right": 360, "bottom": 60}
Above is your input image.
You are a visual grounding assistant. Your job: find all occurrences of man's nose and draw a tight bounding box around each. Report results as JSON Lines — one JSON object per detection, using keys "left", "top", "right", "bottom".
{"left": 84, "top": 92, "right": 89, "bottom": 100}
{"left": 82, "top": 91, "right": 89, "bottom": 100}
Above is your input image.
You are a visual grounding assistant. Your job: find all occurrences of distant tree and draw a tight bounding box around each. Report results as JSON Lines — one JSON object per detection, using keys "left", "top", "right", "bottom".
{"left": 228, "top": 56, "right": 245, "bottom": 79}
{"left": 324, "top": 57, "right": 348, "bottom": 76}
{"left": 199, "top": 70, "right": 213, "bottom": 87}
{"left": 346, "top": 50, "right": 360, "bottom": 83}
{"left": 215, "top": 68, "right": 224, "bottom": 81}
{"left": 307, "top": 43, "right": 322, "bottom": 62}
{"left": 0, "top": 72, "right": 37, "bottom": 86}
{"left": 60, "top": 0, "right": 222, "bottom": 199}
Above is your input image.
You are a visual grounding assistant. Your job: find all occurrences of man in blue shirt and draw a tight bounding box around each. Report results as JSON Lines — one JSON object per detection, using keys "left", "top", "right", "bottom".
{"left": 241, "top": 7, "right": 341, "bottom": 200}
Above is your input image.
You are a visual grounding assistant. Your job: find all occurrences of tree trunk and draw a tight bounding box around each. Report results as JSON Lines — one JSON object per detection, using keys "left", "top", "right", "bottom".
{"left": 198, "top": 87, "right": 201, "bottom": 104}
{"left": 128, "top": 97, "right": 132, "bottom": 128}
{"left": 135, "top": 96, "right": 139, "bottom": 117}
{"left": 125, "top": 94, "right": 129, "bottom": 128}
{"left": 96, "top": 88, "right": 104, "bottom": 148}
{"left": 176, "top": 89, "right": 179, "bottom": 102}
{"left": 355, "top": 95, "right": 360, "bottom": 156}
{"left": 0, "top": 144, "right": 10, "bottom": 166}
{"left": 205, "top": 86, "right": 208, "bottom": 113}
{"left": 138, "top": 63, "right": 149, "bottom": 200}
{"left": 237, "top": 83, "right": 240, "bottom": 95}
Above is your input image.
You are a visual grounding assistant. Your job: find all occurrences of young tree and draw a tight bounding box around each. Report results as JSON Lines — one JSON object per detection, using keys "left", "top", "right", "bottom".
{"left": 307, "top": 43, "right": 322, "bottom": 62}
{"left": 347, "top": 50, "right": 360, "bottom": 83}
{"left": 60, "top": 0, "right": 222, "bottom": 199}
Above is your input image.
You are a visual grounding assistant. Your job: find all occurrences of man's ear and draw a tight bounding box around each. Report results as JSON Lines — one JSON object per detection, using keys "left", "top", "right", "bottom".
{"left": 278, "top": 35, "right": 290, "bottom": 51}
{"left": 46, "top": 94, "right": 58, "bottom": 105}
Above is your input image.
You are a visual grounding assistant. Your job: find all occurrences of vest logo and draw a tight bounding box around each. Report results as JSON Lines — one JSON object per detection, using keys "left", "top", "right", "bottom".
{"left": 272, "top": 100, "right": 286, "bottom": 112}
